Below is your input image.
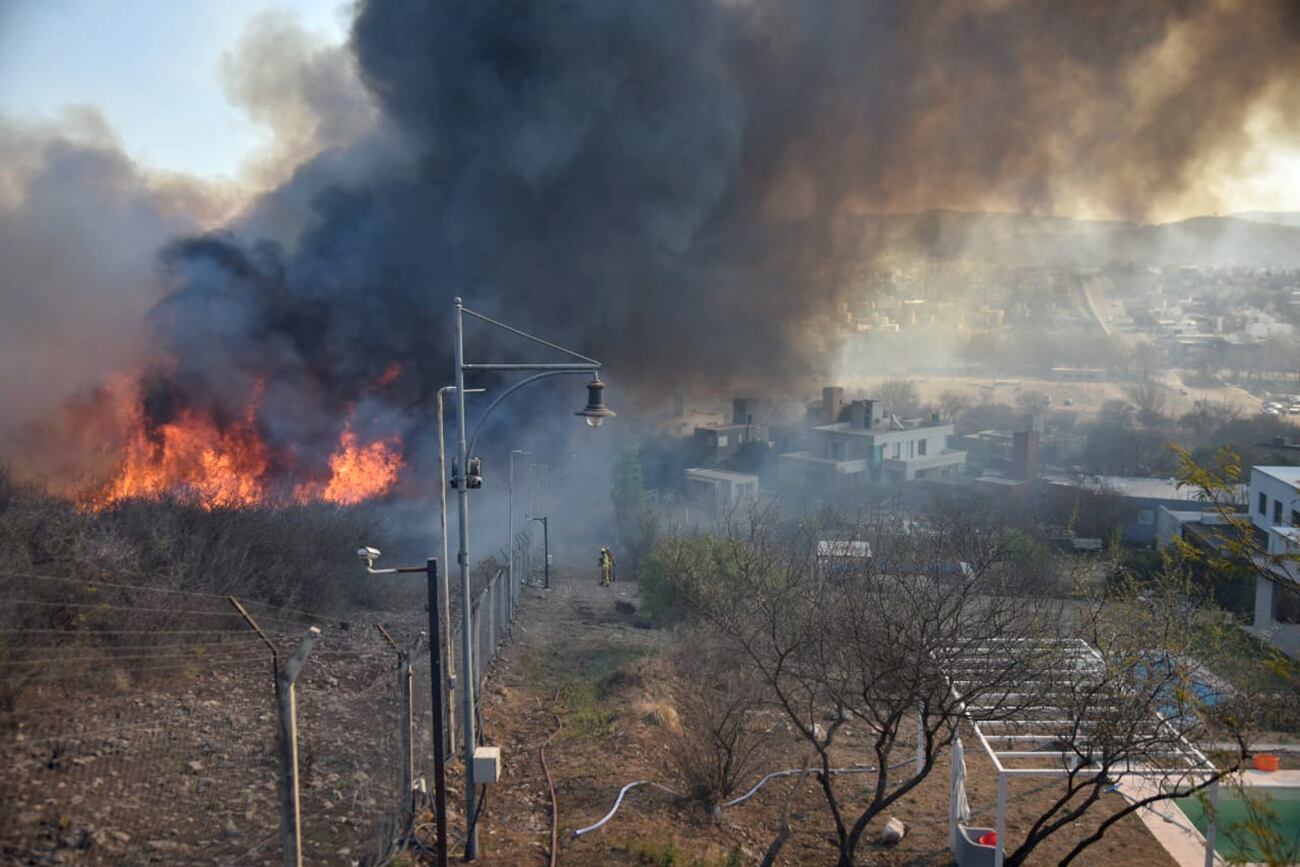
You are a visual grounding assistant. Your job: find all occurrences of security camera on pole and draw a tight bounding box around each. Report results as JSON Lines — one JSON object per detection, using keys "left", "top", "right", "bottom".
{"left": 451, "top": 297, "right": 614, "bottom": 859}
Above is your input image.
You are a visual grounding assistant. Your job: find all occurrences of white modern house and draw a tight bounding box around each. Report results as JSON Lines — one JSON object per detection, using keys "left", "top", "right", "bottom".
{"left": 778, "top": 399, "right": 965, "bottom": 493}
{"left": 1248, "top": 466, "right": 1300, "bottom": 652}
{"left": 1158, "top": 465, "right": 1300, "bottom": 657}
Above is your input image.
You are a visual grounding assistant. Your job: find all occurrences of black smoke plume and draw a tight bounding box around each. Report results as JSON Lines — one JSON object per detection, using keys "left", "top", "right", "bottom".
{"left": 9, "top": 0, "right": 1300, "bottom": 483}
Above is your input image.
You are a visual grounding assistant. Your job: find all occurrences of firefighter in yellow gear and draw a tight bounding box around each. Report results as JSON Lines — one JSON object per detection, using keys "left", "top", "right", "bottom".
{"left": 599, "top": 546, "right": 614, "bottom": 586}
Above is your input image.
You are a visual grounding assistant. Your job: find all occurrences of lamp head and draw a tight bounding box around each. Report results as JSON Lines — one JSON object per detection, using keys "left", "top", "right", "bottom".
{"left": 357, "top": 546, "right": 381, "bottom": 564}
{"left": 575, "top": 376, "right": 616, "bottom": 428}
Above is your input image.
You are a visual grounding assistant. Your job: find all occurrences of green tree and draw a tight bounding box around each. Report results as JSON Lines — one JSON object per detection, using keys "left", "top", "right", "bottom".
{"left": 610, "top": 442, "right": 659, "bottom": 572}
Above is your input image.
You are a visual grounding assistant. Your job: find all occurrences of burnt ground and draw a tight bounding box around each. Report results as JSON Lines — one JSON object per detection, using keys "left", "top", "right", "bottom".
{"left": 456, "top": 572, "right": 1178, "bottom": 866}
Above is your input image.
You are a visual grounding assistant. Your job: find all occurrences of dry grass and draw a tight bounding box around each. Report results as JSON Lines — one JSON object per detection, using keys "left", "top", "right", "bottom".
{"left": 0, "top": 467, "right": 399, "bottom": 612}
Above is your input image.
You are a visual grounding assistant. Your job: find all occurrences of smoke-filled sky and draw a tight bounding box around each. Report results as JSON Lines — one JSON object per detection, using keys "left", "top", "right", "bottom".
{"left": 2, "top": 0, "right": 1300, "bottom": 487}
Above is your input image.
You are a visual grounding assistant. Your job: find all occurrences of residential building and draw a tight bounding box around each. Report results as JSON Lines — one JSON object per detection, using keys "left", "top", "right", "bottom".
{"left": 1043, "top": 473, "right": 1214, "bottom": 546}
{"left": 692, "top": 397, "right": 769, "bottom": 463}
{"left": 1158, "top": 465, "right": 1299, "bottom": 658}
{"left": 684, "top": 468, "right": 759, "bottom": 517}
{"left": 778, "top": 398, "right": 965, "bottom": 493}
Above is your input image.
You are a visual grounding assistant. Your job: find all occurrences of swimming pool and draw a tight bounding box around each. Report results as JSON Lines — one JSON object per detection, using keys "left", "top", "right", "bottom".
{"left": 1174, "top": 786, "right": 1300, "bottom": 863}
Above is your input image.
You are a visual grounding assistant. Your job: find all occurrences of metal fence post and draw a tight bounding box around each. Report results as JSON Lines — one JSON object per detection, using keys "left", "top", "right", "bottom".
{"left": 495, "top": 573, "right": 502, "bottom": 639}
{"left": 230, "top": 599, "right": 319, "bottom": 867}
{"left": 473, "top": 597, "right": 483, "bottom": 691}
{"left": 275, "top": 630, "right": 319, "bottom": 867}
{"left": 424, "top": 559, "right": 449, "bottom": 867}
{"left": 487, "top": 578, "right": 496, "bottom": 660}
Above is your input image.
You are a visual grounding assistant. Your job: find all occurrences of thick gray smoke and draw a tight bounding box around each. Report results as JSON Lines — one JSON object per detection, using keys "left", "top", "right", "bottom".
{"left": 0, "top": 112, "right": 202, "bottom": 471}
{"left": 6, "top": 0, "right": 1300, "bottom": 485}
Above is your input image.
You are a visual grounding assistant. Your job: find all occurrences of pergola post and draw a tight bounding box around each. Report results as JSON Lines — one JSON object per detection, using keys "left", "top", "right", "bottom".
{"left": 949, "top": 741, "right": 960, "bottom": 852}
{"left": 994, "top": 771, "right": 1007, "bottom": 867}
{"left": 1204, "top": 779, "right": 1218, "bottom": 867}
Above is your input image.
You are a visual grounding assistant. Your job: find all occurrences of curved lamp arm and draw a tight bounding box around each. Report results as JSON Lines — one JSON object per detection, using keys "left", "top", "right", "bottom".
{"left": 465, "top": 369, "right": 595, "bottom": 458}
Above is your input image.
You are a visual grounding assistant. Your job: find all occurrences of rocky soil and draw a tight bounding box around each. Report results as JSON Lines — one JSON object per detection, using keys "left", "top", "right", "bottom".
{"left": 1, "top": 610, "right": 426, "bottom": 866}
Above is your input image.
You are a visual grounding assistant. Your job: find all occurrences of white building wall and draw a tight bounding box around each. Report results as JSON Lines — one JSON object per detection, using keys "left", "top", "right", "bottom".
{"left": 1250, "top": 468, "right": 1300, "bottom": 534}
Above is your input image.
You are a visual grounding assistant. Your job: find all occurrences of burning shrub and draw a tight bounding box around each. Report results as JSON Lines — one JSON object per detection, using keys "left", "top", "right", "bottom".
{"left": 3, "top": 479, "right": 390, "bottom": 608}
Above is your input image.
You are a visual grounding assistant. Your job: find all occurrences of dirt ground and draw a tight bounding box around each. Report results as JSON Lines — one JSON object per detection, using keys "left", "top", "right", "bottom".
{"left": 1, "top": 610, "right": 426, "bottom": 866}
{"left": 461, "top": 572, "right": 1179, "bottom": 866}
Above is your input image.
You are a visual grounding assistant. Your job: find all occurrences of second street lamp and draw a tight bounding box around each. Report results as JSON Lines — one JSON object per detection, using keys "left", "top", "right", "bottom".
{"left": 451, "top": 297, "right": 613, "bottom": 860}
{"left": 507, "top": 449, "right": 529, "bottom": 610}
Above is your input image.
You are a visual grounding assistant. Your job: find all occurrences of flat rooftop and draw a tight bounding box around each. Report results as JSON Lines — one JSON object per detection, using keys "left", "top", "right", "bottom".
{"left": 1042, "top": 473, "right": 1207, "bottom": 502}
{"left": 685, "top": 468, "right": 758, "bottom": 483}
{"left": 1254, "top": 466, "right": 1300, "bottom": 487}
{"left": 814, "top": 419, "right": 951, "bottom": 436}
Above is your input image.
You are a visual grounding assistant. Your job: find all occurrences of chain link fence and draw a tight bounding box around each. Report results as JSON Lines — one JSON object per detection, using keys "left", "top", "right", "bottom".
{"left": 0, "top": 547, "right": 536, "bottom": 867}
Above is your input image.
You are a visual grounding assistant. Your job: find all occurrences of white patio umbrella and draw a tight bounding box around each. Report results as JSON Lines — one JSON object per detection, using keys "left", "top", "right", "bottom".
{"left": 950, "top": 736, "right": 972, "bottom": 851}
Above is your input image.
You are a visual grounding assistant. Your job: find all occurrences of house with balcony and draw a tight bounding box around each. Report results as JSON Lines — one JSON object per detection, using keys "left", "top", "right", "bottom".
{"left": 1158, "top": 465, "right": 1300, "bottom": 658}
{"left": 1247, "top": 466, "right": 1300, "bottom": 655}
{"left": 777, "top": 397, "right": 965, "bottom": 494}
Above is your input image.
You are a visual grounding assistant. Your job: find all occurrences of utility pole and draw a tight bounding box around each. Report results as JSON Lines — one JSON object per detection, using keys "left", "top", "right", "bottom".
{"left": 452, "top": 301, "right": 478, "bottom": 860}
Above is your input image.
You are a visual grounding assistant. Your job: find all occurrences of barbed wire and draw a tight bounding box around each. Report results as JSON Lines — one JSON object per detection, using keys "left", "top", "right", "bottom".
{"left": 2, "top": 557, "right": 530, "bottom": 865}
{"left": 0, "top": 597, "right": 320, "bottom": 629}
{"left": 0, "top": 567, "right": 340, "bottom": 625}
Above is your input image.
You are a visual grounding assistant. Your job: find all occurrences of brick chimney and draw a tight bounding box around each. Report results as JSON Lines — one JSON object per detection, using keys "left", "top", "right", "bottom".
{"left": 1012, "top": 416, "right": 1040, "bottom": 482}
{"left": 822, "top": 386, "right": 844, "bottom": 425}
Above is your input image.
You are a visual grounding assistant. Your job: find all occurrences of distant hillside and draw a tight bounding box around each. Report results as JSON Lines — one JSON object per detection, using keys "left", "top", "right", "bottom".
{"left": 851, "top": 210, "right": 1300, "bottom": 268}
{"left": 1230, "top": 211, "right": 1300, "bottom": 229}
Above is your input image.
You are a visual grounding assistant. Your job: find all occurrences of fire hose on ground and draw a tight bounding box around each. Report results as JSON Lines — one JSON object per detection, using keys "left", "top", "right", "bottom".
{"left": 570, "top": 760, "right": 916, "bottom": 839}
{"left": 540, "top": 690, "right": 563, "bottom": 867}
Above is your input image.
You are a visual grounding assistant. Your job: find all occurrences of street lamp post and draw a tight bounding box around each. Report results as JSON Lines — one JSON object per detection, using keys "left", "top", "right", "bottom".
{"left": 526, "top": 462, "right": 548, "bottom": 587}
{"left": 532, "top": 515, "right": 550, "bottom": 590}
{"left": 451, "top": 297, "right": 614, "bottom": 859}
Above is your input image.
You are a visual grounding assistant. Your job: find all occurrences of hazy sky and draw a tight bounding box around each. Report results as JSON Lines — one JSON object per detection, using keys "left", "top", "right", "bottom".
{"left": 0, "top": 1, "right": 1297, "bottom": 219}
{"left": 0, "top": 0, "right": 350, "bottom": 181}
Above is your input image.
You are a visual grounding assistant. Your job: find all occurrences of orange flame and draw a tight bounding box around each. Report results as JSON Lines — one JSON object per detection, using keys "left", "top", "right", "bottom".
{"left": 295, "top": 425, "right": 404, "bottom": 506}
{"left": 82, "top": 385, "right": 271, "bottom": 510}
{"left": 375, "top": 362, "right": 403, "bottom": 388}
{"left": 80, "top": 379, "right": 404, "bottom": 510}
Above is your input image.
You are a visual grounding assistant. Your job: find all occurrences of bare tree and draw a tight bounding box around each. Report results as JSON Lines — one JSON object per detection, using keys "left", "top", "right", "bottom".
{"left": 876, "top": 379, "right": 921, "bottom": 418}
{"left": 1131, "top": 340, "right": 1165, "bottom": 382}
{"left": 1125, "top": 379, "right": 1168, "bottom": 428}
{"left": 938, "top": 389, "right": 970, "bottom": 424}
{"left": 998, "top": 568, "right": 1287, "bottom": 866}
{"left": 664, "top": 506, "right": 1060, "bottom": 867}
{"left": 1015, "top": 389, "right": 1051, "bottom": 418}
{"left": 664, "top": 630, "right": 773, "bottom": 806}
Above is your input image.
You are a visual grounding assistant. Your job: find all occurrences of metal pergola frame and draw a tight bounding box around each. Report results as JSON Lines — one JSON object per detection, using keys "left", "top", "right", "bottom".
{"left": 946, "top": 637, "right": 1221, "bottom": 867}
